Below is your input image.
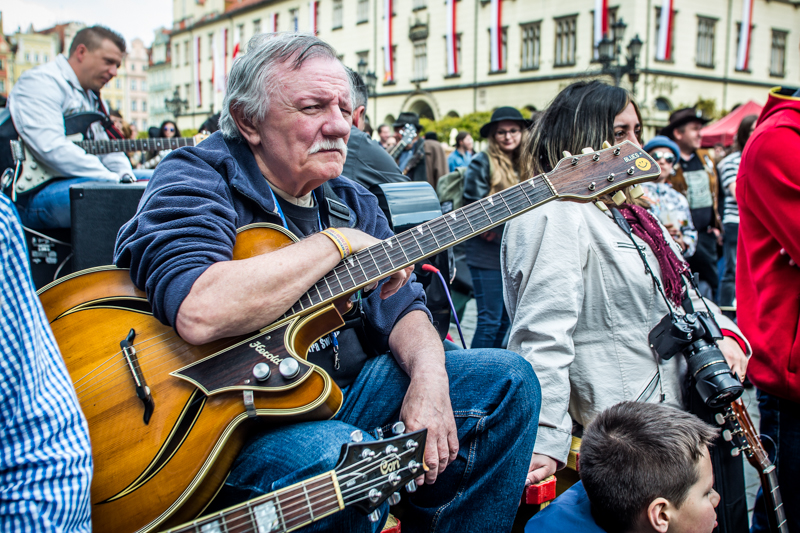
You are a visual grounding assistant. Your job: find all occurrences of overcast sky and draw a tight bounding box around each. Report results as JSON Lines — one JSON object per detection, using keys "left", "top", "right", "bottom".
{"left": 1, "top": 0, "right": 173, "bottom": 47}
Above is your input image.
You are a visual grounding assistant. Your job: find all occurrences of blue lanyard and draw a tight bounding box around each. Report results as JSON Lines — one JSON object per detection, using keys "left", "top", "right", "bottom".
{"left": 266, "top": 185, "right": 324, "bottom": 232}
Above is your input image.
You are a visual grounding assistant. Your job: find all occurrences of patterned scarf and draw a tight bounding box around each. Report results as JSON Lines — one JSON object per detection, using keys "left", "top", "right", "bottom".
{"left": 617, "top": 204, "right": 689, "bottom": 307}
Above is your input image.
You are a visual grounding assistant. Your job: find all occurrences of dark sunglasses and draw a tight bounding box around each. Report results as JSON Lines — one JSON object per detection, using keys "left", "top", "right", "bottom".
{"left": 651, "top": 151, "right": 675, "bottom": 164}
{"left": 164, "top": 127, "right": 176, "bottom": 132}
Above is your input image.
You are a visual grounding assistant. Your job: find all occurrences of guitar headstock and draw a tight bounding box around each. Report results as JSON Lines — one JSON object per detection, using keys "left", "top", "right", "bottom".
{"left": 335, "top": 426, "right": 427, "bottom": 518}
{"left": 716, "top": 399, "right": 771, "bottom": 471}
{"left": 194, "top": 132, "right": 211, "bottom": 145}
{"left": 545, "top": 140, "right": 660, "bottom": 202}
{"left": 398, "top": 124, "right": 417, "bottom": 148}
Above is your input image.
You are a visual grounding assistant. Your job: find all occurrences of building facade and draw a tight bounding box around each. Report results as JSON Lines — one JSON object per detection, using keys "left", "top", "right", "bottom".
{"left": 148, "top": 28, "right": 174, "bottom": 130}
{"left": 7, "top": 28, "right": 59, "bottom": 93}
{"left": 124, "top": 38, "right": 149, "bottom": 132}
{"left": 167, "top": 0, "right": 799, "bottom": 136}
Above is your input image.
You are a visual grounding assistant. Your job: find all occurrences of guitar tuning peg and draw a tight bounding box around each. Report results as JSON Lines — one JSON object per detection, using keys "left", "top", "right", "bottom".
{"left": 388, "top": 493, "right": 402, "bottom": 506}
{"left": 392, "top": 421, "right": 406, "bottom": 435}
{"left": 367, "top": 510, "right": 382, "bottom": 523}
{"left": 714, "top": 413, "right": 726, "bottom": 425}
{"left": 594, "top": 201, "right": 608, "bottom": 212}
{"left": 581, "top": 147, "right": 594, "bottom": 154}
{"left": 350, "top": 429, "right": 363, "bottom": 443}
{"left": 629, "top": 184, "right": 644, "bottom": 199}
{"left": 602, "top": 141, "right": 612, "bottom": 149}
{"left": 612, "top": 190, "right": 626, "bottom": 205}
{"left": 722, "top": 429, "right": 733, "bottom": 442}
{"left": 731, "top": 447, "right": 741, "bottom": 457}
{"left": 562, "top": 150, "right": 572, "bottom": 158}
{"left": 405, "top": 480, "right": 418, "bottom": 493}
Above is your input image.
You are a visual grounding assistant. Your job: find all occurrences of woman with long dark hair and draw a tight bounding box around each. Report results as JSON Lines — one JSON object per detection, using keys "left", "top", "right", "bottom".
{"left": 502, "top": 81, "right": 749, "bottom": 532}
{"left": 464, "top": 107, "right": 530, "bottom": 348}
{"left": 143, "top": 120, "right": 180, "bottom": 169}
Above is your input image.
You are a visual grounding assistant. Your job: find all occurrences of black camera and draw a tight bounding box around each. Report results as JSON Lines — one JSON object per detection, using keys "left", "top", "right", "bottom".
{"left": 649, "top": 312, "right": 743, "bottom": 408}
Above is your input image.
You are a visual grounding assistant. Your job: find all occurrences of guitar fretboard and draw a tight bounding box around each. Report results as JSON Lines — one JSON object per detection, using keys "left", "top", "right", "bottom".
{"left": 169, "top": 472, "right": 340, "bottom": 533}
{"left": 280, "top": 174, "right": 555, "bottom": 320}
{"left": 76, "top": 137, "right": 197, "bottom": 155}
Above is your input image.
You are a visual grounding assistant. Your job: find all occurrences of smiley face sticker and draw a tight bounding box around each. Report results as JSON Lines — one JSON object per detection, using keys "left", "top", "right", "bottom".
{"left": 635, "top": 158, "right": 651, "bottom": 171}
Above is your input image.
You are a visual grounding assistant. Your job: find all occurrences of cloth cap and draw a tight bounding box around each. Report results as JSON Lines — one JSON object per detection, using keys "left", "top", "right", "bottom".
{"left": 643, "top": 136, "right": 681, "bottom": 159}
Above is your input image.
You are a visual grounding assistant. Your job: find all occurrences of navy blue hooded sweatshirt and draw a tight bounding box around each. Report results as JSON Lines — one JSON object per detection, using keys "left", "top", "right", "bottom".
{"left": 114, "top": 131, "right": 431, "bottom": 386}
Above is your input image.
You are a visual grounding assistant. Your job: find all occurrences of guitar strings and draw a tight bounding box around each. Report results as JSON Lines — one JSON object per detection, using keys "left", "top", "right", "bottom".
{"left": 70, "top": 163, "right": 610, "bottom": 402}
{"left": 71, "top": 181, "right": 554, "bottom": 403}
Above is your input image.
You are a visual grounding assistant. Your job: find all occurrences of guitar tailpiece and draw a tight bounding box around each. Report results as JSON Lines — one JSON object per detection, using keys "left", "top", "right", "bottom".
{"left": 243, "top": 390, "right": 258, "bottom": 418}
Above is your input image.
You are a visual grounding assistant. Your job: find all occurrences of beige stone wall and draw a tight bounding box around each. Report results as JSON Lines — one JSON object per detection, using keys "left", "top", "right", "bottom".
{"left": 167, "top": 0, "right": 800, "bottom": 135}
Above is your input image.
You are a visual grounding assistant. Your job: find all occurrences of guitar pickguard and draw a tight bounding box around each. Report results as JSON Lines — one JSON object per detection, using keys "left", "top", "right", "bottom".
{"left": 171, "top": 322, "right": 312, "bottom": 395}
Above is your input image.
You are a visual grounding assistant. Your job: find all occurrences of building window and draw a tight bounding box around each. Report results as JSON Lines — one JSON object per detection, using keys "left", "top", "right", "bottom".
{"left": 43, "top": 54, "right": 49, "bottom": 63}
{"left": 654, "top": 7, "right": 675, "bottom": 62}
{"left": 173, "top": 45, "right": 179, "bottom": 66}
{"left": 0, "top": 80, "right": 5, "bottom": 93}
{"left": 142, "top": 80, "right": 147, "bottom": 91}
{"left": 413, "top": 0, "right": 426, "bottom": 10}
{"left": 488, "top": 27, "right": 508, "bottom": 72}
{"left": 115, "top": 78, "right": 121, "bottom": 89}
{"left": 116, "top": 99, "right": 122, "bottom": 110}
{"left": 591, "top": 8, "right": 617, "bottom": 59}
{"left": 521, "top": 22, "right": 541, "bottom": 71}
{"left": 357, "top": 50, "right": 369, "bottom": 74}
{"left": 142, "top": 100, "right": 147, "bottom": 112}
{"left": 208, "top": 33, "right": 214, "bottom": 58}
{"left": 290, "top": 9, "right": 299, "bottom": 32}
{"left": 132, "top": 100, "right": 137, "bottom": 111}
{"left": 696, "top": 17, "right": 716, "bottom": 68}
{"left": 413, "top": 41, "right": 427, "bottom": 81}
{"left": 131, "top": 80, "right": 137, "bottom": 91}
{"left": 332, "top": 0, "right": 343, "bottom": 30}
{"left": 554, "top": 15, "right": 577, "bottom": 67}
{"left": 237, "top": 24, "right": 245, "bottom": 45}
{"left": 185, "top": 83, "right": 191, "bottom": 104}
{"left": 34, "top": 53, "right": 40, "bottom": 62}
{"left": 253, "top": 19, "right": 261, "bottom": 35}
{"left": 25, "top": 53, "right": 31, "bottom": 62}
{"left": 184, "top": 41, "right": 190, "bottom": 65}
{"left": 770, "top": 30, "right": 787, "bottom": 77}
{"left": 357, "top": 0, "right": 369, "bottom": 23}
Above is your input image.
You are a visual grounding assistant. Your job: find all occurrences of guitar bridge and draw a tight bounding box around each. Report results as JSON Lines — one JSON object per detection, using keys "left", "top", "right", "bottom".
{"left": 120, "top": 328, "right": 155, "bottom": 424}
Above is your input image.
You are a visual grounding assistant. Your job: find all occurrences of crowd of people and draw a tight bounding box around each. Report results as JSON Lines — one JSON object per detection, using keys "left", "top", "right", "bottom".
{"left": 1, "top": 26, "right": 799, "bottom": 533}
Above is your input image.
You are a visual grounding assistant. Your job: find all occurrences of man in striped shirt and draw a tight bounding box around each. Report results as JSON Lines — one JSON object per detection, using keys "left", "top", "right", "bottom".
{"left": 0, "top": 194, "right": 93, "bottom": 532}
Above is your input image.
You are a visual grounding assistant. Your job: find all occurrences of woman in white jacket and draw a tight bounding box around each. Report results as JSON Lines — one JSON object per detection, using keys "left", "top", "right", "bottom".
{"left": 502, "top": 81, "right": 750, "bottom": 496}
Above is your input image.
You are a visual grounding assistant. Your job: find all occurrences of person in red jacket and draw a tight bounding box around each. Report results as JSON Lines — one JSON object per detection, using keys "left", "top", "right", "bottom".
{"left": 737, "top": 86, "right": 800, "bottom": 533}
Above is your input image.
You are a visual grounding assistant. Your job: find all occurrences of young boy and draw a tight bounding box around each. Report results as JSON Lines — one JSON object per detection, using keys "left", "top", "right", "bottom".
{"left": 526, "top": 402, "right": 720, "bottom": 533}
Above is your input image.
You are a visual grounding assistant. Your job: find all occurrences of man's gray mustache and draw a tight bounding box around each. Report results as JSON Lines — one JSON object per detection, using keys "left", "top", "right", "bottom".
{"left": 309, "top": 139, "right": 347, "bottom": 158}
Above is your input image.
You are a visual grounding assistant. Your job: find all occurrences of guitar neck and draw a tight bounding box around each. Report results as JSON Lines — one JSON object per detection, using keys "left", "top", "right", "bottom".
{"left": 280, "top": 173, "right": 556, "bottom": 321}
{"left": 761, "top": 468, "right": 789, "bottom": 533}
{"left": 76, "top": 136, "right": 197, "bottom": 155}
{"left": 167, "top": 471, "right": 342, "bottom": 533}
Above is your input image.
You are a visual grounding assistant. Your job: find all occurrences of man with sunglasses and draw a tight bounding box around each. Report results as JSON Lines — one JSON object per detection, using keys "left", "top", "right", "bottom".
{"left": 641, "top": 136, "right": 698, "bottom": 257}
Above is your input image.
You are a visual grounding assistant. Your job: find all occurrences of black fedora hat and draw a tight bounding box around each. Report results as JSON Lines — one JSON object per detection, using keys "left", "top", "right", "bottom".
{"left": 660, "top": 107, "right": 710, "bottom": 138}
{"left": 393, "top": 112, "right": 420, "bottom": 129}
{"left": 479, "top": 106, "right": 532, "bottom": 138}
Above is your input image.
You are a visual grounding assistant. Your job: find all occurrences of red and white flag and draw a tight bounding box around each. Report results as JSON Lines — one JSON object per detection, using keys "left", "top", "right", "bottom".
{"left": 232, "top": 25, "right": 242, "bottom": 59}
{"left": 194, "top": 35, "right": 202, "bottom": 106}
{"left": 445, "top": 0, "right": 457, "bottom": 75}
{"left": 736, "top": 0, "right": 754, "bottom": 71}
{"left": 383, "top": 0, "right": 394, "bottom": 82}
{"left": 308, "top": 1, "right": 318, "bottom": 34}
{"left": 594, "top": 0, "right": 608, "bottom": 58}
{"left": 656, "top": 0, "right": 674, "bottom": 61}
{"left": 269, "top": 13, "right": 278, "bottom": 33}
{"left": 213, "top": 29, "right": 227, "bottom": 93}
{"left": 489, "top": 0, "right": 502, "bottom": 71}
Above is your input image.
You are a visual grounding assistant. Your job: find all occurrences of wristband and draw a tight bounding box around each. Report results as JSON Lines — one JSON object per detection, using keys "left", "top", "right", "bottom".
{"left": 321, "top": 228, "right": 352, "bottom": 259}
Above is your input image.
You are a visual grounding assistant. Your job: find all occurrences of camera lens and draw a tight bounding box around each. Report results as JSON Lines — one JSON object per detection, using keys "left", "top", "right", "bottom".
{"left": 685, "top": 340, "right": 743, "bottom": 408}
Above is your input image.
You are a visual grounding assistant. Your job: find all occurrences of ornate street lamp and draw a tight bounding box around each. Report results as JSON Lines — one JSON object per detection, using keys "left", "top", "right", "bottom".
{"left": 597, "top": 17, "right": 643, "bottom": 95}
{"left": 164, "top": 88, "right": 188, "bottom": 119}
{"left": 364, "top": 70, "right": 378, "bottom": 97}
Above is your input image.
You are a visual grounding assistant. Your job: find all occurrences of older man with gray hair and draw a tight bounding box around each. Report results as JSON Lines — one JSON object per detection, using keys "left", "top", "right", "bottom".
{"left": 115, "top": 33, "right": 539, "bottom": 532}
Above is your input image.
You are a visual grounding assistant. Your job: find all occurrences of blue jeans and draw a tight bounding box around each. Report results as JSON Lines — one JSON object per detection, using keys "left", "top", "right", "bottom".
{"left": 469, "top": 266, "right": 511, "bottom": 349}
{"left": 719, "top": 222, "right": 738, "bottom": 308}
{"left": 213, "top": 349, "right": 541, "bottom": 532}
{"left": 15, "top": 171, "right": 153, "bottom": 229}
{"left": 752, "top": 391, "right": 800, "bottom": 533}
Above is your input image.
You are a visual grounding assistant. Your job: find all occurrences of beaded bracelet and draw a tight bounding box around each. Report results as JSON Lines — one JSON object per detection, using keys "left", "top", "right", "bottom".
{"left": 320, "top": 228, "right": 352, "bottom": 259}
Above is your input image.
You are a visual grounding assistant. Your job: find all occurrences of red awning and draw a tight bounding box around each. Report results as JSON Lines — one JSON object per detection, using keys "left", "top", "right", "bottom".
{"left": 701, "top": 100, "right": 763, "bottom": 148}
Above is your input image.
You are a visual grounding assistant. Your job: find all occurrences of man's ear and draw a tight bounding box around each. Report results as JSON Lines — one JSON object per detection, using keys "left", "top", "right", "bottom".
{"left": 72, "top": 43, "right": 88, "bottom": 62}
{"left": 231, "top": 107, "right": 261, "bottom": 146}
{"left": 353, "top": 106, "right": 365, "bottom": 131}
{"left": 646, "top": 498, "right": 671, "bottom": 533}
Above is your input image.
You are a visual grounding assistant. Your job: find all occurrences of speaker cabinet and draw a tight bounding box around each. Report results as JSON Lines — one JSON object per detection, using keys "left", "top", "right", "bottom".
{"left": 70, "top": 182, "right": 147, "bottom": 271}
